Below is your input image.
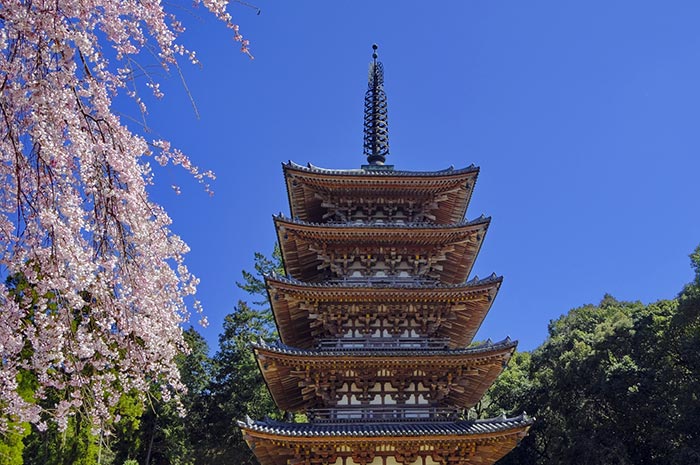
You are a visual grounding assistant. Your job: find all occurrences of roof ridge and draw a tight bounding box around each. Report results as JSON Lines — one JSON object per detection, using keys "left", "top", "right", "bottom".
{"left": 237, "top": 414, "right": 534, "bottom": 436}
{"left": 265, "top": 272, "right": 503, "bottom": 289}
{"left": 274, "top": 214, "right": 491, "bottom": 229}
{"left": 284, "top": 160, "right": 479, "bottom": 176}
{"left": 252, "top": 337, "right": 517, "bottom": 356}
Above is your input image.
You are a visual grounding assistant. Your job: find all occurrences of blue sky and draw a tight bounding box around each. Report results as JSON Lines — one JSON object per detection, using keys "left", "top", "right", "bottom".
{"left": 135, "top": 1, "right": 700, "bottom": 352}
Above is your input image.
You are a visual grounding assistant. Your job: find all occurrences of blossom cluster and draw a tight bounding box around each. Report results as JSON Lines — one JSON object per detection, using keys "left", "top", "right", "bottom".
{"left": 0, "top": 0, "right": 246, "bottom": 429}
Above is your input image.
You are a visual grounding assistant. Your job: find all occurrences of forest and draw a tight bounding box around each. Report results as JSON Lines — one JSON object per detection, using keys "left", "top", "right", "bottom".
{"left": 2, "top": 245, "right": 698, "bottom": 465}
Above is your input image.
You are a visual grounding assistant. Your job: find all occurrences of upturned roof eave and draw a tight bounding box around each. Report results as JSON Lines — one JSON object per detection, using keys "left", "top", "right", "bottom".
{"left": 274, "top": 214, "right": 490, "bottom": 232}
{"left": 239, "top": 417, "right": 533, "bottom": 465}
{"left": 238, "top": 413, "right": 534, "bottom": 439}
{"left": 266, "top": 274, "right": 503, "bottom": 349}
{"left": 283, "top": 161, "right": 480, "bottom": 223}
{"left": 283, "top": 160, "right": 480, "bottom": 178}
{"left": 274, "top": 215, "right": 491, "bottom": 252}
{"left": 253, "top": 337, "right": 517, "bottom": 360}
{"left": 275, "top": 215, "right": 490, "bottom": 284}
{"left": 265, "top": 272, "right": 502, "bottom": 292}
{"left": 253, "top": 340, "right": 517, "bottom": 414}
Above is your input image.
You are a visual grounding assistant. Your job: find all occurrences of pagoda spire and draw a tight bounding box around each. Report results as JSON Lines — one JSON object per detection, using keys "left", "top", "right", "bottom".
{"left": 363, "top": 44, "right": 389, "bottom": 165}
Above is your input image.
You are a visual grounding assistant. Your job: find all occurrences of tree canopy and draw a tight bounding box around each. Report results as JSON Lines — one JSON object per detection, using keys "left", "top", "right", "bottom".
{"left": 488, "top": 246, "right": 700, "bottom": 465}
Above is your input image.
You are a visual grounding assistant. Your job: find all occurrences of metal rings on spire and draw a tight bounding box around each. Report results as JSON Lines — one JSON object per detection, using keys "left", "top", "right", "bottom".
{"left": 363, "top": 44, "right": 389, "bottom": 165}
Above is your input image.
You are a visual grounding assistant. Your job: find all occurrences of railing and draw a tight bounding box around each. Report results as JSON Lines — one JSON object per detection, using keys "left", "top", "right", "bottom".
{"left": 307, "top": 406, "right": 461, "bottom": 423}
{"left": 316, "top": 337, "right": 450, "bottom": 350}
{"left": 326, "top": 276, "right": 438, "bottom": 286}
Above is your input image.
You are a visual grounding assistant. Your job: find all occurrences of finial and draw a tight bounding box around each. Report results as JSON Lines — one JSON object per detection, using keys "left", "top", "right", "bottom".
{"left": 363, "top": 44, "right": 389, "bottom": 165}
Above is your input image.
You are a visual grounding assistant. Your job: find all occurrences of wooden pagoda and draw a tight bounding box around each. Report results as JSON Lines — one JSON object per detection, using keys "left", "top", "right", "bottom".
{"left": 239, "top": 45, "right": 532, "bottom": 465}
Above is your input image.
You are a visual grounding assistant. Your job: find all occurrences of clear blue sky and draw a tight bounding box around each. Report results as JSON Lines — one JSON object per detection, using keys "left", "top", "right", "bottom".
{"left": 133, "top": 1, "right": 700, "bottom": 352}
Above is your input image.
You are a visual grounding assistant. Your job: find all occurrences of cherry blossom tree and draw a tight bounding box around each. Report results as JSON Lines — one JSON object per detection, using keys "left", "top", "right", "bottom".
{"left": 0, "top": 0, "right": 249, "bottom": 431}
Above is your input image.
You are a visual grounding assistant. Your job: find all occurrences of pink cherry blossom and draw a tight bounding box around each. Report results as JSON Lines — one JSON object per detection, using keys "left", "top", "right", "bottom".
{"left": 0, "top": 0, "right": 248, "bottom": 430}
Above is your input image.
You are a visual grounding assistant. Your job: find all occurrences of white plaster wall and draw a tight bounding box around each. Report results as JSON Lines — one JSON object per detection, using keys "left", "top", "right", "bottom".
{"left": 385, "top": 456, "right": 421, "bottom": 465}
{"left": 344, "top": 457, "right": 384, "bottom": 465}
{"left": 341, "top": 456, "right": 424, "bottom": 465}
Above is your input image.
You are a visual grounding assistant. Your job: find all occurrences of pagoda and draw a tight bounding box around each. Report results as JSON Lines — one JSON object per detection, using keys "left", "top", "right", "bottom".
{"left": 239, "top": 45, "right": 532, "bottom": 465}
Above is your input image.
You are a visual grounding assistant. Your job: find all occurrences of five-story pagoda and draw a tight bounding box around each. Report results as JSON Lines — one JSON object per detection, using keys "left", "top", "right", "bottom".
{"left": 239, "top": 45, "right": 532, "bottom": 465}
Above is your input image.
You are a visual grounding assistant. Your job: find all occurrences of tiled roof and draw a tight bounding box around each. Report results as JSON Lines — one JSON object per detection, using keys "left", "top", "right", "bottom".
{"left": 274, "top": 214, "right": 490, "bottom": 229}
{"left": 238, "top": 414, "right": 533, "bottom": 437}
{"left": 267, "top": 272, "right": 502, "bottom": 289}
{"left": 284, "top": 160, "right": 479, "bottom": 177}
{"left": 252, "top": 337, "right": 516, "bottom": 357}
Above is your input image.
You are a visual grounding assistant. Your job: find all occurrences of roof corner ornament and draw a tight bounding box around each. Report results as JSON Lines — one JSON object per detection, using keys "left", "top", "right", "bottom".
{"left": 363, "top": 44, "right": 389, "bottom": 165}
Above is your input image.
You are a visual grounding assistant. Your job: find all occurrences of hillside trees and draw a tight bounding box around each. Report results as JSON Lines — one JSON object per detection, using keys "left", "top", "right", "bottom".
{"left": 492, "top": 246, "right": 700, "bottom": 465}
{"left": 198, "top": 301, "right": 277, "bottom": 465}
{"left": 0, "top": 0, "right": 250, "bottom": 430}
{"left": 661, "top": 245, "right": 700, "bottom": 462}
{"left": 198, "top": 247, "right": 283, "bottom": 464}
{"left": 124, "top": 328, "right": 215, "bottom": 465}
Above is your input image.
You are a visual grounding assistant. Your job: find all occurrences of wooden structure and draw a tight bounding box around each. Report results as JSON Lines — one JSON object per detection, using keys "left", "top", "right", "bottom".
{"left": 239, "top": 46, "right": 531, "bottom": 465}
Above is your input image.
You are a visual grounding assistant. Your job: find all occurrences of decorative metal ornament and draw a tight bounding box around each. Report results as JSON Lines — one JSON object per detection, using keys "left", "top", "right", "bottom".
{"left": 364, "top": 44, "right": 389, "bottom": 165}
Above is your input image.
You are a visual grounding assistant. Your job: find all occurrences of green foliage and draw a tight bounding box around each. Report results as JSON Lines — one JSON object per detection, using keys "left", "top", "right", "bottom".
{"left": 0, "top": 369, "right": 35, "bottom": 465}
{"left": 490, "top": 247, "right": 700, "bottom": 465}
{"left": 189, "top": 248, "right": 283, "bottom": 465}
{"left": 128, "top": 328, "right": 214, "bottom": 465}
{"left": 199, "top": 300, "right": 278, "bottom": 465}
{"left": 237, "top": 244, "right": 285, "bottom": 309}
{"left": 689, "top": 244, "right": 700, "bottom": 285}
{"left": 472, "top": 351, "right": 532, "bottom": 420}
{"left": 660, "top": 248, "right": 700, "bottom": 464}
{"left": 22, "top": 412, "right": 101, "bottom": 465}
{"left": 106, "top": 393, "right": 145, "bottom": 465}
{"left": 173, "top": 328, "right": 216, "bottom": 465}
{"left": 0, "top": 424, "right": 29, "bottom": 465}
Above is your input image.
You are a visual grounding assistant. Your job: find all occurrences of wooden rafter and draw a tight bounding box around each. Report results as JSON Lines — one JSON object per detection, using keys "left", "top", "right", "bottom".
{"left": 254, "top": 342, "right": 516, "bottom": 412}
{"left": 283, "top": 161, "right": 480, "bottom": 225}
{"left": 266, "top": 276, "right": 502, "bottom": 349}
{"left": 275, "top": 217, "right": 490, "bottom": 284}
{"left": 240, "top": 419, "right": 532, "bottom": 465}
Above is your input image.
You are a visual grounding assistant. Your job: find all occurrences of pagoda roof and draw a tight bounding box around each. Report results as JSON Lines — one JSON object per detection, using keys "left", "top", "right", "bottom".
{"left": 283, "top": 161, "right": 480, "bottom": 224}
{"left": 253, "top": 338, "right": 516, "bottom": 412}
{"left": 239, "top": 413, "right": 533, "bottom": 438}
{"left": 254, "top": 336, "right": 515, "bottom": 358}
{"left": 267, "top": 274, "right": 502, "bottom": 349}
{"left": 285, "top": 160, "right": 480, "bottom": 178}
{"left": 267, "top": 271, "right": 501, "bottom": 290}
{"left": 275, "top": 215, "right": 490, "bottom": 284}
{"left": 239, "top": 414, "right": 533, "bottom": 465}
